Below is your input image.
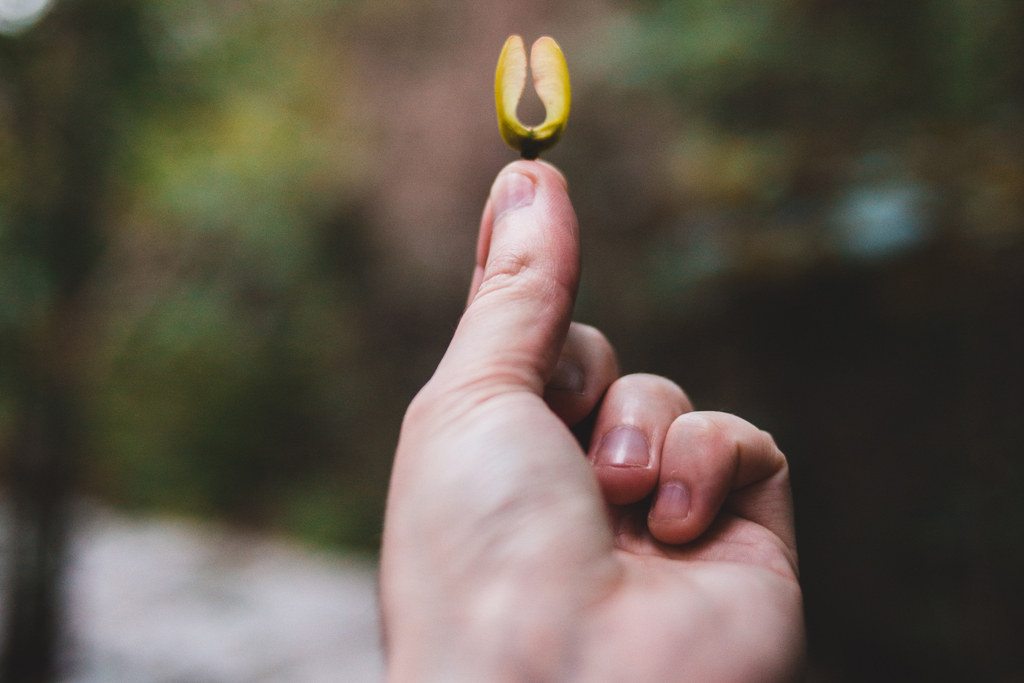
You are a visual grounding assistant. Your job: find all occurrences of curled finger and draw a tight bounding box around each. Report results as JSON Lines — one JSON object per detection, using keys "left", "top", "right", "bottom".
{"left": 587, "top": 373, "right": 692, "bottom": 505}
{"left": 543, "top": 322, "right": 619, "bottom": 427}
{"left": 648, "top": 411, "right": 795, "bottom": 555}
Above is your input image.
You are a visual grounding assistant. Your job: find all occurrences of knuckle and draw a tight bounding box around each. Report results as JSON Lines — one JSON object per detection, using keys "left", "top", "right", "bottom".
{"left": 614, "top": 372, "right": 659, "bottom": 389}
{"left": 758, "top": 428, "right": 789, "bottom": 467}
{"left": 568, "top": 323, "right": 618, "bottom": 372}
{"left": 759, "top": 428, "right": 780, "bottom": 452}
{"left": 476, "top": 246, "right": 567, "bottom": 311}
{"left": 631, "top": 373, "right": 688, "bottom": 403}
{"left": 476, "top": 246, "right": 539, "bottom": 300}
{"left": 670, "top": 412, "right": 742, "bottom": 461}
{"left": 677, "top": 411, "right": 726, "bottom": 442}
{"left": 483, "top": 245, "right": 533, "bottom": 281}
{"left": 571, "top": 322, "right": 608, "bottom": 345}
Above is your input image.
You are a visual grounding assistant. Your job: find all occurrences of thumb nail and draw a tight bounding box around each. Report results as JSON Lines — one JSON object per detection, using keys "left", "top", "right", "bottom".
{"left": 491, "top": 171, "right": 535, "bottom": 220}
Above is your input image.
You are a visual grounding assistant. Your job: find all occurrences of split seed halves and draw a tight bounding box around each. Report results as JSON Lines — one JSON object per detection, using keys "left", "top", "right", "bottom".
{"left": 495, "top": 35, "right": 571, "bottom": 160}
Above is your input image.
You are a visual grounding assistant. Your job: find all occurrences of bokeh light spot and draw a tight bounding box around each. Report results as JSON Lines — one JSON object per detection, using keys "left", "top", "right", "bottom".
{"left": 0, "top": 0, "right": 54, "bottom": 35}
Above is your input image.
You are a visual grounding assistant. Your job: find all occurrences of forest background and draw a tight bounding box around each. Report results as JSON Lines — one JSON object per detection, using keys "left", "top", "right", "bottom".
{"left": 1, "top": 0, "right": 1022, "bottom": 680}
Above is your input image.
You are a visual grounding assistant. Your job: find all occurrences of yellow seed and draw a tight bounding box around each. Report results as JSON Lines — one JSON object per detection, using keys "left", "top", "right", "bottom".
{"left": 495, "top": 35, "right": 571, "bottom": 160}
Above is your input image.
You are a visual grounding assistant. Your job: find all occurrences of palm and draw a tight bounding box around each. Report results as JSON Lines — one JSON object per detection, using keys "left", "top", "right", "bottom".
{"left": 595, "top": 546, "right": 804, "bottom": 682}
{"left": 461, "top": 398, "right": 805, "bottom": 683}
{"left": 570, "top": 502, "right": 804, "bottom": 682}
{"left": 493, "top": 396, "right": 805, "bottom": 683}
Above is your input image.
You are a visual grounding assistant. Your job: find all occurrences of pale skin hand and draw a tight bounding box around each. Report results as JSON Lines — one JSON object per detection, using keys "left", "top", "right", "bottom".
{"left": 380, "top": 161, "right": 806, "bottom": 683}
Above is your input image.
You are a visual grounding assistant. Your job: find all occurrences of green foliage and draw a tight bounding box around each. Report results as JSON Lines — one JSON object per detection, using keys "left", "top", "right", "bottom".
{"left": 0, "top": 0, "right": 390, "bottom": 549}
{"left": 79, "top": 0, "right": 387, "bottom": 546}
{"left": 600, "top": 0, "right": 1024, "bottom": 118}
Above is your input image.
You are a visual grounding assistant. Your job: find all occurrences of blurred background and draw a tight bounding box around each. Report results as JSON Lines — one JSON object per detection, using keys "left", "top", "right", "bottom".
{"left": 0, "top": 0, "right": 1022, "bottom": 681}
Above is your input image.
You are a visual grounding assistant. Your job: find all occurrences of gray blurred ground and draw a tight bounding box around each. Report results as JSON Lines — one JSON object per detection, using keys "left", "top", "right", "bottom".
{"left": 1, "top": 503, "right": 383, "bottom": 683}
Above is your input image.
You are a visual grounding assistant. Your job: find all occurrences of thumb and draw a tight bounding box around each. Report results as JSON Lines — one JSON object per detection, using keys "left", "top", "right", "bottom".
{"left": 432, "top": 160, "right": 579, "bottom": 397}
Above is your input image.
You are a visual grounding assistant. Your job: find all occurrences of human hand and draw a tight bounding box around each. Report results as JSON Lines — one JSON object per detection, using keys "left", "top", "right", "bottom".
{"left": 380, "top": 161, "right": 805, "bottom": 683}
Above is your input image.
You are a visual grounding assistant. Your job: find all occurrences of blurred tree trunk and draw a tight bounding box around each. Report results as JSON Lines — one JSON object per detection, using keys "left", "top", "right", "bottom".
{"left": 2, "top": 392, "right": 79, "bottom": 683}
{"left": 0, "top": 1, "right": 140, "bottom": 679}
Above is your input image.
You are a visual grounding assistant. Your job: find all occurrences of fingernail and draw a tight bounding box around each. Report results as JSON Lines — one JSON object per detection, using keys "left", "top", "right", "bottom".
{"left": 594, "top": 427, "right": 650, "bottom": 467}
{"left": 548, "top": 357, "right": 584, "bottom": 394}
{"left": 490, "top": 171, "right": 535, "bottom": 219}
{"left": 651, "top": 482, "right": 690, "bottom": 521}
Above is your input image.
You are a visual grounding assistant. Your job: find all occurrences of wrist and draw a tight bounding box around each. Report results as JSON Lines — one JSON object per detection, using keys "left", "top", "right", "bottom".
{"left": 382, "top": 579, "right": 588, "bottom": 683}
